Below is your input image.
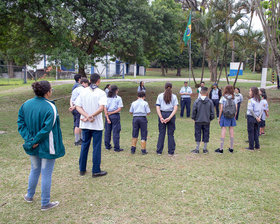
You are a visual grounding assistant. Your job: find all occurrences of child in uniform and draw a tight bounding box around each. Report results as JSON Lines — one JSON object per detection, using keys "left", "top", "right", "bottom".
{"left": 234, "top": 87, "right": 243, "bottom": 120}
{"left": 215, "top": 85, "right": 237, "bottom": 153}
{"left": 156, "top": 82, "right": 178, "bottom": 156}
{"left": 246, "top": 87, "right": 262, "bottom": 150}
{"left": 104, "top": 85, "right": 124, "bottom": 152}
{"left": 259, "top": 88, "right": 269, "bottom": 135}
{"left": 179, "top": 81, "right": 192, "bottom": 118}
{"left": 129, "top": 91, "right": 151, "bottom": 154}
{"left": 191, "top": 87, "right": 215, "bottom": 153}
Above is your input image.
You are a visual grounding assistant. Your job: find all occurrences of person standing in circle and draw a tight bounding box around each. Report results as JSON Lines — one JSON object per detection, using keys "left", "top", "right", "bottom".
{"left": 104, "top": 84, "right": 111, "bottom": 96}
{"left": 156, "top": 82, "right": 178, "bottom": 156}
{"left": 215, "top": 85, "right": 237, "bottom": 153}
{"left": 18, "top": 81, "right": 65, "bottom": 211}
{"left": 245, "top": 87, "right": 262, "bottom": 150}
{"left": 137, "top": 81, "right": 146, "bottom": 93}
{"left": 234, "top": 87, "right": 243, "bottom": 121}
{"left": 179, "top": 81, "right": 192, "bottom": 118}
{"left": 104, "top": 85, "right": 124, "bottom": 152}
{"left": 209, "top": 83, "right": 222, "bottom": 119}
{"left": 197, "top": 81, "right": 205, "bottom": 98}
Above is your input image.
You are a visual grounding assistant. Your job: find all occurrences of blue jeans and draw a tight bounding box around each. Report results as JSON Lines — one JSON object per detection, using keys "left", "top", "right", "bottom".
{"left": 27, "top": 155, "right": 55, "bottom": 206}
{"left": 79, "top": 129, "right": 102, "bottom": 174}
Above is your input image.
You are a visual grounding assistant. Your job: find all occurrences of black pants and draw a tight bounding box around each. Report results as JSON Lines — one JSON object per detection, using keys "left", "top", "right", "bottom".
{"left": 180, "top": 98, "right": 191, "bottom": 117}
{"left": 194, "top": 123, "right": 210, "bottom": 143}
{"left": 236, "top": 102, "right": 241, "bottom": 120}
{"left": 132, "top": 116, "right": 148, "bottom": 140}
{"left": 247, "top": 115, "right": 260, "bottom": 149}
{"left": 157, "top": 111, "right": 176, "bottom": 155}
{"left": 212, "top": 99, "right": 219, "bottom": 118}
{"left": 104, "top": 113, "right": 121, "bottom": 150}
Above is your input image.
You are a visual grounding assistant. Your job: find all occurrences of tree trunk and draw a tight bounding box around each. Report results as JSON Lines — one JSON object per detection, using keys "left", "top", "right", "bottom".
{"left": 78, "top": 64, "right": 87, "bottom": 78}
{"left": 165, "top": 67, "right": 168, "bottom": 74}
{"left": 176, "top": 68, "right": 181, "bottom": 76}
{"left": 191, "top": 65, "right": 197, "bottom": 86}
{"left": 231, "top": 39, "right": 235, "bottom": 62}
{"left": 233, "top": 61, "right": 242, "bottom": 88}
{"left": 201, "top": 40, "right": 206, "bottom": 83}
{"left": 7, "top": 60, "right": 14, "bottom": 78}
{"left": 161, "top": 63, "right": 166, "bottom": 76}
{"left": 253, "top": 51, "right": 257, "bottom": 73}
{"left": 217, "top": 61, "right": 224, "bottom": 86}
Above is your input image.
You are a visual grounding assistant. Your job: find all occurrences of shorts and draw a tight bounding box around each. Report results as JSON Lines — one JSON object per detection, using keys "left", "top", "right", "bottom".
{"left": 72, "top": 109, "right": 81, "bottom": 128}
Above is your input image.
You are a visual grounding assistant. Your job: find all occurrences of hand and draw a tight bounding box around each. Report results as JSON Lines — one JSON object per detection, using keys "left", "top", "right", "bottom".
{"left": 256, "top": 117, "right": 261, "bottom": 123}
{"left": 164, "top": 117, "right": 171, "bottom": 123}
{"left": 218, "top": 118, "right": 221, "bottom": 124}
{"left": 160, "top": 117, "right": 165, "bottom": 124}
{"left": 88, "top": 116, "right": 95, "bottom": 123}
{"left": 32, "top": 144, "right": 39, "bottom": 149}
{"left": 107, "top": 112, "right": 112, "bottom": 116}
{"left": 69, "top": 106, "right": 75, "bottom": 112}
{"left": 107, "top": 118, "right": 111, "bottom": 124}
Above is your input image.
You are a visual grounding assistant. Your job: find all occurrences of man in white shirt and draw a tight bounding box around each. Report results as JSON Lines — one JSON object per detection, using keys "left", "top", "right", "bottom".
{"left": 179, "top": 81, "right": 192, "bottom": 117}
{"left": 75, "top": 73, "right": 108, "bottom": 177}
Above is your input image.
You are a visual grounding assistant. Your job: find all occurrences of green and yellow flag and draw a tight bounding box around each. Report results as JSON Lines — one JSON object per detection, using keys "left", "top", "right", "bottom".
{"left": 183, "top": 13, "right": 191, "bottom": 46}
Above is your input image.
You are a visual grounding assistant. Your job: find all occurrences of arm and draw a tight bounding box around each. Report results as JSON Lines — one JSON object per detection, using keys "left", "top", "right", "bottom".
{"left": 191, "top": 101, "right": 197, "bottom": 120}
{"left": 156, "top": 106, "right": 164, "bottom": 123}
{"left": 69, "top": 98, "right": 75, "bottom": 111}
{"left": 104, "top": 107, "right": 111, "bottom": 124}
{"left": 107, "top": 107, "right": 122, "bottom": 115}
{"left": 218, "top": 104, "right": 223, "bottom": 124}
{"left": 17, "top": 105, "right": 33, "bottom": 143}
{"left": 210, "top": 102, "right": 215, "bottom": 121}
{"left": 163, "top": 105, "right": 178, "bottom": 123}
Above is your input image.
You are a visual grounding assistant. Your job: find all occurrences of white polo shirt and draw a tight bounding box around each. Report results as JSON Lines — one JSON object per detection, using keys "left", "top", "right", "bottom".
{"left": 75, "top": 87, "right": 107, "bottom": 130}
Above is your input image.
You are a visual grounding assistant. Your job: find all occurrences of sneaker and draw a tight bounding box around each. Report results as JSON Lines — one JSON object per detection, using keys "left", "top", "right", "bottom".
{"left": 114, "top": 148, "right": 124, "bottom": 152}
{"left": 41, "top": 201, "right": 59, "bottom": 211}
{"left": 215, "top": 148, "right": 223, "bottom": 153}
{"left": 157, "top": 153, "right": 162, "bottom": 155}
{"left": 191, "top": 149, "right": 199, "bottom": 154}
{"left": 131, "top": 147, "right": 136, "bottom": 154}
{"left": 74, "top": 140, "right": 82, "bottom": 146}
{"left": 92, "top": 171, "right": 107, "bottom": 178}
{"left": 245, "top": 147, "right": 254, "bottom": 150}
{"left": 24, "top": 194, "right": 33, "bottom": 203}
{"left": 141, "top": 149, "right": 148, "bottom": 155}
{"left": 168, "top": 153, "right": 174, "bottom": 157}
{"left": 80, "top": 171, "right": 86, "bottom": 176}
{"left": 203, "top": 149, "right": 209, "bottom": 154}
{"left": 228, "top": 148, "right": 234, "bottom": 153}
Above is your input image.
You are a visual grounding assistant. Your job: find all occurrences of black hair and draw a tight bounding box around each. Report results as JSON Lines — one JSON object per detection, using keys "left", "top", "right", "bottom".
{"left": 201, "top": 86, "right": 208, "bottom": 94}
{"left": 32, "top": 81, "right": 51, "bottom": 97}
{"left": 201, "top": 81, "right": 205, "bottom": 84}
{"left": 164, "top": 82, "right": 172, "bottom": 104}
{"left": 235, "top": 87, "right": 241, "bottom": 93}
{"left": 137, "top": 91, "right": 146, "bottom": 98}
{"left": 74, "top": 74, "right": 82, "bottom": 82}
{"left": 139, "top": 81, "right": 146, "bottom": 91}
{"left": 108, "top": 85, "right": 118, "bottom": 98}
{"left": 80, "top": 78, "right": 89, "bottom": 84}
{"left": 104, "top": 84, "right": 110, "bottom": 90}
{"left": 90, "top": 73, "right": 101, "bottom": 84}
{"left": 260, "top": 88, "right": 267, "bottom": 100}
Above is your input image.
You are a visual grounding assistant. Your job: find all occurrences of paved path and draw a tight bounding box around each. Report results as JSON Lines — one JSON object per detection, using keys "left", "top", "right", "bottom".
{"left": 50, "top": 78, "right": 277, "bottom": 89}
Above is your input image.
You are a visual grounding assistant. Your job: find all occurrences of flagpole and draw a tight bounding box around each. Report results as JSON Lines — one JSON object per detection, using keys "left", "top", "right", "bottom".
{"left": 188, "top": 37, "right": 191, "bottom": 84}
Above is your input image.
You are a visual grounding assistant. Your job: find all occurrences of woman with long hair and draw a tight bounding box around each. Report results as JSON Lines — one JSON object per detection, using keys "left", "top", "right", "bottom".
{"left": 155, "top": 82, "right": 178, "bottom": 156}
{"left": 259, "top": 88, "right": 269, "bottom": 135}
{"left": 104, "top": 85, "right": 124, "bottom": 152}
{"left": 246, "top": 87, "right": 262, "bottom": 150}
{"left": 137, "top": 81, "right": 146, "bottom": 93}
{"left": 17, "top": 81, "right": 65, "bottom": 211}
{"left": 234, "top": 87, "right": 243, "bottom": 120}
{"left": 215, "top": 85, "right": 237, "bottom": 153}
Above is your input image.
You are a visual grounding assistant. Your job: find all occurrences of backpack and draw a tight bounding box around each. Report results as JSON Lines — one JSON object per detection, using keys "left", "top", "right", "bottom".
{"left": 223, "top": 98, "right": 236, "bottom": 118}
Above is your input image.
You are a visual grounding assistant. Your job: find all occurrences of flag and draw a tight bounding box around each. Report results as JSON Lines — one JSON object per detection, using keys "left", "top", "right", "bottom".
{"left": 183, "top": 12, "right": 191, "bottom": 46}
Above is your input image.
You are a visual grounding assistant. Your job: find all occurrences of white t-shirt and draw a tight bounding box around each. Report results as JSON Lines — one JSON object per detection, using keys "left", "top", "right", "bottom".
{"left": 75, "top": 87, "right": 107, "bottom": 130}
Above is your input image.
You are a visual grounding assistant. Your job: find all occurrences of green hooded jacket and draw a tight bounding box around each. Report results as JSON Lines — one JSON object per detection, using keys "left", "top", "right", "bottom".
{"left": 17, "top": 96, "right": 65, "bottom": 159}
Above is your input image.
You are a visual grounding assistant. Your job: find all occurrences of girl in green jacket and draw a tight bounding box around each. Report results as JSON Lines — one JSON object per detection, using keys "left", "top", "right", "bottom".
{"left": 18, "top": 81, "right": 65, "bottom": 211}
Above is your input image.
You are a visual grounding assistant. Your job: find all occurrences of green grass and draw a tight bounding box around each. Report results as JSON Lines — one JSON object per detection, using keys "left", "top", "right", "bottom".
{"left": 1, "top": 81, "right": 280, "bottom": 223}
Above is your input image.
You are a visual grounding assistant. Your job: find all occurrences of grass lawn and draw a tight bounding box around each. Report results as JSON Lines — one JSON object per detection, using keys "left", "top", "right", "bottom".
{"left": 1, "top": 81, "right": 280, "bottom": 223}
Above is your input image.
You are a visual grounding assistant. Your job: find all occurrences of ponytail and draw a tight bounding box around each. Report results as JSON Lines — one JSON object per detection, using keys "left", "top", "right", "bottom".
{"left": 108, "top": 85, "right": 118, "bottom": 98}
{"left": 163, "top": 82, "right": 172, "bottom": 104}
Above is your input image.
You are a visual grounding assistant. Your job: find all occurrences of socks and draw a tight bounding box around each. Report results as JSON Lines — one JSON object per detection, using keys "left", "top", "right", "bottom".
{"left": 220, "top": 138, "right": 225, "bottom": 150}
{"left": 203, "top": 142, "right": 208, "bottom": 150}
{"left": 230, "top": 137, "right": 234, "bottom": 149}
{"left": 75, "top": 133, "right": 80, "bottom": 142}
{"left": 196, "top": 142, "right": 200, "bottom": 150}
